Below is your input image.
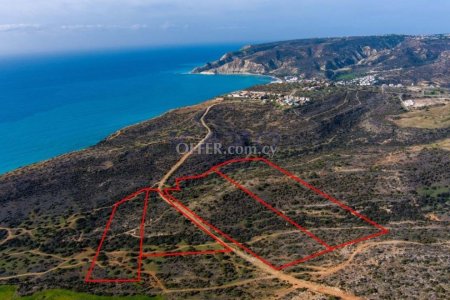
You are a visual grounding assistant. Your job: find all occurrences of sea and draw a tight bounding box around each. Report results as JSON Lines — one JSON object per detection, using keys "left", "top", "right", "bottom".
{"left": 0, "top": 45, "right": 271, "bottom": 174}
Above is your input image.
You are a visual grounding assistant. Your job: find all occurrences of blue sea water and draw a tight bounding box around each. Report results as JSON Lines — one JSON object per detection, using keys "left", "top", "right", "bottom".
{"left": 0, "top": 45, "right": 271, "bottom": 174}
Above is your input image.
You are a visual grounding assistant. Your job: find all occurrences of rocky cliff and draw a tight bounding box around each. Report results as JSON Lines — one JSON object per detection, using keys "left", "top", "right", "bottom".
{"left": 193, "top": 34, "right": 450, "bottom": 86}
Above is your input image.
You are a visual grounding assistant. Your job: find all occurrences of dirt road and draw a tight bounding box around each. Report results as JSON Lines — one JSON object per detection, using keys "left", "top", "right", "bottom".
{"left": 312, "top": 240, "right": 422, "bottom": 278}
{"left": 0, "top": 101, "right": 360, "bottom": 299}
{"left": 155, "top": 102, "right": 361, "bottom": 299}
{"left": 158, "top": 103, "right": 216, "bottom": 189}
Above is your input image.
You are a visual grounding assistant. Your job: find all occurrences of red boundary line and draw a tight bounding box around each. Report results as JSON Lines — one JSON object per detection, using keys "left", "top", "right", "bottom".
{"left": 137, "top": 190, "right": 150, "bottom": 281}
{"left": 85, "top": 188, "right": 232, "bottom": 283}
{"left": 86, "top": 157, "right": 389, "bottom": 282}
{"left": 258, "top": 158, "right": 388, "bottom": 232}
{"left": 164, "top": 157, "right": 389, "bottom": 271}
{"left": 215, "top": 170, "right": 331, "bottom": 249}
{"left": 156, "top": 190, "right": 232, "bottom": 254}
{"left": 85, "top": 190, "right": 147, "bottom": 283}
{"left": 163, "top": 191, "right": 279, "bottom": 270}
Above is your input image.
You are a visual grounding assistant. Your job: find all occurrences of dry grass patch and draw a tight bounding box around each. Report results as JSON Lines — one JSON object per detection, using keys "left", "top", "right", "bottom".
{"left": 393, "top": 103, "right": 450, "bottom": 129}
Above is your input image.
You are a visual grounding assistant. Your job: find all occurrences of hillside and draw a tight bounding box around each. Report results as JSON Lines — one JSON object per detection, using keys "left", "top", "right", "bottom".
{"left": 0, "top": 80, "right": 449, "bottom": 299}
{"left": 193, "top": 34, "right": 450, "bottom": 87}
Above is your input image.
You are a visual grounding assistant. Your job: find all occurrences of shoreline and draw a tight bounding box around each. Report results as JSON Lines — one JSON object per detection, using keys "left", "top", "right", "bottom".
{"left": 0, "top": 74, "right": 272, "bottom": 177}
{"left": 191, "top": 70, "right": 281, "bottom": 83}
{"left": 0, "top": 99, "right": 219, "bottom": 179}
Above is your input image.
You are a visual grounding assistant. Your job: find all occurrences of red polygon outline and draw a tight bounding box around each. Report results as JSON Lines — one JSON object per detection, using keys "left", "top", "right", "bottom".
{"left": 86, "top": 157, "right": 389, "bottom": 283}
{"left": 164, "top": 157, "right": 389, "bottom": 270}
{"left": 85, "top": 188, "right": 232, "bottom": 283}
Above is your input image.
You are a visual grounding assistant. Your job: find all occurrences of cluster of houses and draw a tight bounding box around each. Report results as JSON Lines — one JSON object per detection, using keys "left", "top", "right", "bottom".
{"left": 402, "top": 97, "right": 449, "bottom": 110}
{"left": 276, "top": 95, "right": 311, "bottom": 106}
{"left": 226, "top": 90, "right": 311, "bottom": 106}
{"left": 284, "top": 76, "right": 300, "bottom": 83}
{"left": 337, "top": 75, "right": 377, "bottom": 86}
{"left": 227, "top": 90, "right": 268, "bottom": 99}
{"left": 283, "top": 76, "right": 329, "bottom": 86}
{"left": 385, "top": 83, "right": 404, "bottom": 88}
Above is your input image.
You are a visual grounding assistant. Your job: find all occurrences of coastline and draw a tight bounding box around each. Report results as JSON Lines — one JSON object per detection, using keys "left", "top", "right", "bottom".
{"left": 0, "top": 99, "right": 218, "bottom": 179}
{"left": 192, "top": 69, "right": 281, "bottom": 83}
{"left": 0, "top": 45, "right": 273, "bottom": 175}
{"left": 0, "top": 75, "right": 271, "bottom": 177}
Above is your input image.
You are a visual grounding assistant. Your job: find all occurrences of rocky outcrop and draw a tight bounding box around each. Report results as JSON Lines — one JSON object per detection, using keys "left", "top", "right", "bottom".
{"left": 195, "top": 58, "right": 267, "bottom": 75}
{"left": 193, "top": 34, "right": 450, "bottom": 84}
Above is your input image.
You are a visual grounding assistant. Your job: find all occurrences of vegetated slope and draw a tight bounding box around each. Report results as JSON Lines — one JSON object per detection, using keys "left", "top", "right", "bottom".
{"left": 193, "top": 34, "right": 450, "bottom": 86}
{"left": 0, "top": 104, "right": 209, "bottom": 227}
{"left": 0, "top": 82, "right": 449, "bottom": 299}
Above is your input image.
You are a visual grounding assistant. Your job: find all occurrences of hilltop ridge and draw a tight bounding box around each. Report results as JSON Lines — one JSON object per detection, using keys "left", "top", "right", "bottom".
{"left": 193, "top": 34, "right": 450, "bottom": 87}
{"left": 1, "top": 34, "right": 449, "bottom": 299}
